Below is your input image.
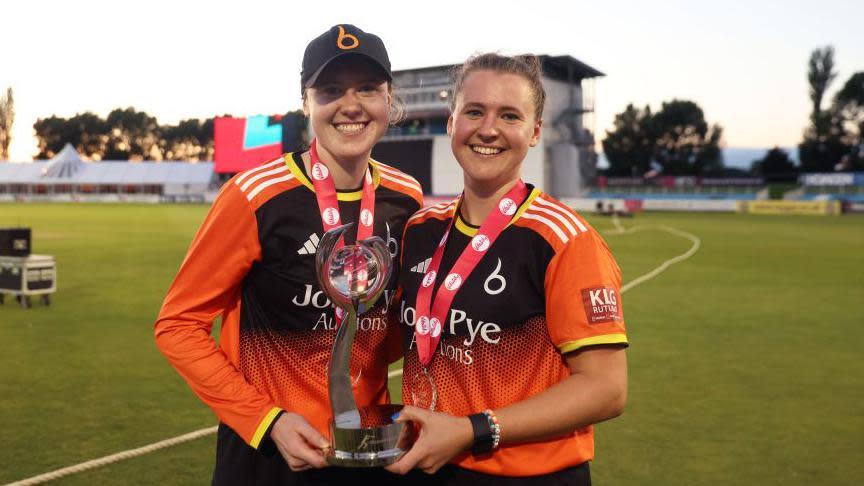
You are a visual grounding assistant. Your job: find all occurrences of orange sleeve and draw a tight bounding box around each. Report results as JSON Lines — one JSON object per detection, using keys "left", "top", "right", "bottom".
{"left": 154, "top": 181, "right": 282, "bottom": 448}
{"left": 545, "top": 230, "right": 629, "bottom": 353}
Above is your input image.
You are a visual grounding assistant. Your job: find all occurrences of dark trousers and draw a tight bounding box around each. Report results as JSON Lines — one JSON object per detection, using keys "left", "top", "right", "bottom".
{"left": 404, "top": 462, "right": 591, "bottom": 486}
{"left": 212, "top": 423, "right": 404, "bottom": 486}
{"left": 213, "top": 422, "right": 589, "bottom": 485}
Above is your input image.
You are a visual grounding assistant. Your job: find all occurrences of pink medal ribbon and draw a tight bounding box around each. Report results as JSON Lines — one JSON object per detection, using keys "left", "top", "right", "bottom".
{"left": 308, "top": 138, "right": 376, "bottom": 327}
{"left": 413, "top": 179, "right": 528, "bottom": 368}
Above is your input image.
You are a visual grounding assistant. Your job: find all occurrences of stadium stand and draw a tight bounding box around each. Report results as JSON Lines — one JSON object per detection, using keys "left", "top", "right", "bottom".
{"left": 588, "top": 176, "right": 766, "bottom": 201}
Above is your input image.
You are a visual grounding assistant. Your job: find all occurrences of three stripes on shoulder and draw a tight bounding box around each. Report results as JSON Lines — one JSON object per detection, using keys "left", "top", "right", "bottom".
{"left": 521, "top": 195, "right": 589, "bottom": 245}
{"left": 234, "top": 158, "right": 295, "bottom": 201}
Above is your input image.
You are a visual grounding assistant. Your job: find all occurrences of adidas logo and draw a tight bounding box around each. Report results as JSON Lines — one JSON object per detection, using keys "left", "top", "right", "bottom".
{"left": 410, "top": 257, "right": 432, "bottom": 274}
{"left": 297, "top": 233, "right": 321, "bottom": 255}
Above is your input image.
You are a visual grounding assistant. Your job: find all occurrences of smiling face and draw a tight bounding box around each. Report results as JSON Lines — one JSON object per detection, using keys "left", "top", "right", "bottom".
{"left": 303, "top": 55, "right": 392, "bottom": 165}
{"left": 448, "top": 69, "right": 542, "bottom": 193}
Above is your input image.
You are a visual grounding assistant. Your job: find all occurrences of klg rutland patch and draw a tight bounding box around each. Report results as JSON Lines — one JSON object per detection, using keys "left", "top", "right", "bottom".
{"left": 581, "top": 286, "right": 622, "bottom": 324}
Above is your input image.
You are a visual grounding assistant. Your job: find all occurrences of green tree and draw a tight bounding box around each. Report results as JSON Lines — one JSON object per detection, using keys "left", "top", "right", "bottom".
{"left": 0, "top": 87, "right": 13, "bottom": 160}
{"left": 835, "top": 72, "right": 864, "bottom": 107}
{"left": 834, "top": 72, "right": 864, "bottom": 170}
{"left": 34, "top": 112, "right": 109, "bottom": 159}
{"left": 798, "top": 110, "right": 847, "bottom": 172}
{"left": 602, "top": 100, "right": 723, "bottom": 176}
{"left": 652, "top": 100, "right": 724, "bottom": 175}
{"left": 104, "top": 107, "right": 160, "bottom": 160}
{"left": 159, "top": 117, "right": 215, "bottom": 161}
{"left": 834, "top": 72, "right": 864, "bottom": 146}
{"left": 808, "top": 46, "right": 836, "bottom": 117}
{"left": 750, "top": 147, "right": 798, "bottom": 182}
{"left": 799, "top": 47, "right": 850, "bottom": 172}
{"left": 34, "top": 109, "right": 216, "bottom": 161}
{"left": 602, "top": 104, "right": 655, "bottom": 176}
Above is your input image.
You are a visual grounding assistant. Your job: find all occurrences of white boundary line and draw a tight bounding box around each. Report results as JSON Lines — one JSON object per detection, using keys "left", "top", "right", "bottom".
{"left": 4, "top": 427, "right": 218, "bottom": 486}
{"left": 6, "top": 216, "right": 700, "bottom": 486}
{"left": 606, "top": 214, "right": 702, "bottom": 294}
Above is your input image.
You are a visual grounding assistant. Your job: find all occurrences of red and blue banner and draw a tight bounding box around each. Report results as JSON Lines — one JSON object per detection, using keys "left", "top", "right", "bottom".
{"left": 214, "top": 114, "right": 305, "bottom": 174}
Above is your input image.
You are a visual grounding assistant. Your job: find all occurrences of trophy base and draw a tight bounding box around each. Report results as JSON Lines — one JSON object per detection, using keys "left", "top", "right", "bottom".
{"left": 326, "top": 404, "right": 414, "bottom": 467}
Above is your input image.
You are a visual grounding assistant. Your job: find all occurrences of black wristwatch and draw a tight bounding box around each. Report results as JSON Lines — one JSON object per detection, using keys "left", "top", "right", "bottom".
{"left": 468, "top": 413, "right": 495, "bottom": 455}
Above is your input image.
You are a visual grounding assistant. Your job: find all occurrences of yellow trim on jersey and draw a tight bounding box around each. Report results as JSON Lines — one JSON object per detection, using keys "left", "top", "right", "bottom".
{"left": 367, "top": 160, "right": 383, "bottom": 187}
{"left": 454, "top": 216, "right": 478, "bottom": 236}
{"left": 367, "top": 160, "right": 392, "bottom": 187}
{"left": 337, "top": 189, "right": 363, "bottom": 201}
{"left": 558, "top": 333, "right": 629, "bottom": 354}
{"left": 284, "top": 153, "right": 313, "bottom": 191}
{"left": 250, "top": 407, "right": 284, "bottom": 449}
{"left": 453, "top": 187, "right": 542, "bottom": 237}
{"left": 513, "top": 188, "right": 541, "bottom": 223}
{"left": 284, "top": 152, "right": 381, "bottom": 201}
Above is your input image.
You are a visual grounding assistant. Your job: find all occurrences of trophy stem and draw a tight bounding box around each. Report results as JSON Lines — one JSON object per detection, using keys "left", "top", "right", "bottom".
{"left": 329, "top": 306, "right": 360, "bottom": 424}
{"left": 316, "top": 228, "right": 410, "bottom": 466}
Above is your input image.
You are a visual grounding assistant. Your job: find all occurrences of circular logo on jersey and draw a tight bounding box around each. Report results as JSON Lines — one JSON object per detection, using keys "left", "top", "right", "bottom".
{"left": 430, "top": 317, "right": 442, "bottom": 337}
{"left": 360, "top": 209, "right": 373, "bottom": 227}
{"left": 416, "top": 316, "right": 430, "bottom": 335}
{"left": 322, "top": 207, "right": 340, "bottom": 225}
{"left": 439, "top": 231, "right": 449, "bottom": 248}
{"left": 444, "top": 273, "right": 462, "bottom": 291}
{"left": 471, "top": 234, "right": 491, "bottom": 252}
{"left": 311, "top": 162, "right": 329, "bottom": 181}
{"left": 422, "top": 271, "right": 437, "bottom": 288}
{"left": 499, "top": 198, "right": 517, "bottom": 216}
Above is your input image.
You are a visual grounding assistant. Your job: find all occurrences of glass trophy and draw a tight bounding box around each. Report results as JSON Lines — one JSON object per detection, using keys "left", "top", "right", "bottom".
{"left": 315, "top": 223, "right": 414, "bottom": 466}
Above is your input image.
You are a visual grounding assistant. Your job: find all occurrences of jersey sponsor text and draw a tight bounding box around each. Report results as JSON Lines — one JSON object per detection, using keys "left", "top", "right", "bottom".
{"left": 400, "top": 301, "right": 501, "bottom": 348}
{"left": 581, "top": 286, "right": 622, "bottom": 324}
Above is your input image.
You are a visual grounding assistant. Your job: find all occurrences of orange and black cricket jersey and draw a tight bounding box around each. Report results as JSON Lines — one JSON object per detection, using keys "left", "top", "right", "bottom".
{"left": 397, "top": 185, "right": 628, "bottom": 477}
{"left": 155, "top": 153, "right": 422, "bottom": 449}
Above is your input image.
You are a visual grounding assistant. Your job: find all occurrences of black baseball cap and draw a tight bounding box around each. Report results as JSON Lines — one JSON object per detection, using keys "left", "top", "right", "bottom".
{"left": 301, "top": 24, "right": 392, "bottom": 89}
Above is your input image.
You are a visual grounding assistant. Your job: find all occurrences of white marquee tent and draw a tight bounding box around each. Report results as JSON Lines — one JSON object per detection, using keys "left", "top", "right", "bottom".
{"left": 0, "top": 144, "right": 216, "bottom": 202}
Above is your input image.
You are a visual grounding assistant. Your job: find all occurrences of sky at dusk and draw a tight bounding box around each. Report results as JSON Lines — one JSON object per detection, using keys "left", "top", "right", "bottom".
{"left": 2, "top": 0, "right": 862, "bottom": 161}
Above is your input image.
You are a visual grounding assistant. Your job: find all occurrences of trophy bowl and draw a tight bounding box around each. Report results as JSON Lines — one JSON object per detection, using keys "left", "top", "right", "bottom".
{"left": 326, "top": 404, "right": 417, "bottom": 467}
{"left": 315, "top": 224, "right": 412, "bottom": 466}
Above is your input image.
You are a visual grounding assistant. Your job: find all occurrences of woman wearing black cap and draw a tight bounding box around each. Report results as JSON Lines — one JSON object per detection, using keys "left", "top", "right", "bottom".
{"left": 155, "top": 24, "right": 422, "bottom": 485}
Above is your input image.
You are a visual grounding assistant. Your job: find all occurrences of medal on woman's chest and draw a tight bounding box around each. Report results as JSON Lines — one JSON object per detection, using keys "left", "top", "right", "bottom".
{"left": 410, "top": 181, "right": 528, "bottom": 410}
